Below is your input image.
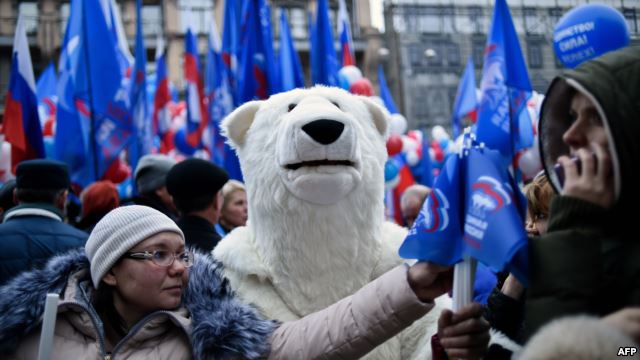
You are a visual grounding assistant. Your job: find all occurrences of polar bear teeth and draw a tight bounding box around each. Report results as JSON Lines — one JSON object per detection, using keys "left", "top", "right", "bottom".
{"left": 286, "top": 160, "right": 354, "bottom": 170}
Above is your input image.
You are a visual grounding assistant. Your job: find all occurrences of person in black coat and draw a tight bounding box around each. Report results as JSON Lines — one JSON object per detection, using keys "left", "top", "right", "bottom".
{"left": 166, "top": 158, "right": 229, "bottom": 253}
{"left": 0, "top": 160, "right": 87, "bottom": 285}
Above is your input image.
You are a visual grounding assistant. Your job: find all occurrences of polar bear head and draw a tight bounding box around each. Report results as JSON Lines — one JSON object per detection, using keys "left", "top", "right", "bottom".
{"left": 221, "top": 86, "right": 392, "bottom": 312}
{"left": 222, "top": 86, "right": 389, "bottom": 209}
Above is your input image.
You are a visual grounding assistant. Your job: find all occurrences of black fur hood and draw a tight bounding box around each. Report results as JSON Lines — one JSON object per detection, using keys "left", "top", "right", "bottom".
{"left": 0, "top": 248, "right": 276, "bottom": 359}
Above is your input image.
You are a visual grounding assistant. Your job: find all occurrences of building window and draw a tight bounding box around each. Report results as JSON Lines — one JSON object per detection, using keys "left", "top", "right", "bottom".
{"left": 178, "top": 0, "right": 213, "bottom": 34}
{"left": 142, "top": 5, "right": 162, "bottom": 39}
{"left": 288, "top": 8, "right": 307, "bottom": 40}
{"left": 527, "top": 41, "right": 543, "bottom": 69}
{"left": 468, "top": 6, "right": 484, "bottom": 34}
{"left": 446, "top": 42, "right": 460, "bottom": 67}
{"left": 18, "top": 2, "right": 38, "bottom": 35}
{"left": 523, "top": 8, "right": 543, "bottom": 35}
{"left": 408, "top": 44, "right": 423, "bottom": 68}
{"left": 442, "top": 6, "right": 455, "bottom": 33}
{"left": 623, "top": 8, "right": 638, "bottom": 35}
{"left": 472, "top": 39, "right": 485, "bottom": 69}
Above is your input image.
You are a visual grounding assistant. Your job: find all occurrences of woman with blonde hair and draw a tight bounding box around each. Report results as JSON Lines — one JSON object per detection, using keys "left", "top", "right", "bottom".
{"left": 216, "top": 180, "right": 248, "bottom": 237}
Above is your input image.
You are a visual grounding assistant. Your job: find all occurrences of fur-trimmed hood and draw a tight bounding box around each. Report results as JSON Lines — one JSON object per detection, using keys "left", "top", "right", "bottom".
{"left": 0, "top": 249, "right": 276, "bottom": 359}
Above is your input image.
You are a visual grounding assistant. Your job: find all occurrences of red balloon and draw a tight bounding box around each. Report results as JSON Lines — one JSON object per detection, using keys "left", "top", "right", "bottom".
{"left": 349, "top": 78, "right": 374, "bottom": 97}
{"left": 386, "top": 135, "right": 403, "bottom": 156}
{"left": 102, "top": 158, "right": 130, "bottom": 184}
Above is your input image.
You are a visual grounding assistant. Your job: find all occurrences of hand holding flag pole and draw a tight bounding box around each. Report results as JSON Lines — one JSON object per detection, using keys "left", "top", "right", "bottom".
{"left": 399, "top": 127, "right": 528, "bottom": 312}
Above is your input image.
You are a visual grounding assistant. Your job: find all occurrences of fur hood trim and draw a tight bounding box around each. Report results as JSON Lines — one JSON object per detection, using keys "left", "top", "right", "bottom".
{"left": 0, "top": 249, "right": 276, "bottom": 360}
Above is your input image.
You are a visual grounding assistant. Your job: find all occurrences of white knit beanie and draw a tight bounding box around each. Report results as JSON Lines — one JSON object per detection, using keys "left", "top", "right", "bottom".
{"left": 85, "top": 205, "right": 184, "bottom": 288}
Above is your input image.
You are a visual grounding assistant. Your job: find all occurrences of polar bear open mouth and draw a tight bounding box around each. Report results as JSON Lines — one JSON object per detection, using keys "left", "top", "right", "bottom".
{"left": 285, "top": 159, "right": 356, "bottom": 170}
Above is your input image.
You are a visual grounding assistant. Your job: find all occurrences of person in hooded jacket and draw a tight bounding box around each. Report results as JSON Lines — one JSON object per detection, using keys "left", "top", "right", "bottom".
{"left": 0, "top": 205, "right": 489, "bottom": 360}
{"left": 524, "top": 45, "right": 640, "bottom": 338}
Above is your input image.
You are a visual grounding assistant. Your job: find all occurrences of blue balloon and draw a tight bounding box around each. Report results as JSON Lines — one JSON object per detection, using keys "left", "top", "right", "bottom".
{"left": 553, "top": 4, "right": 630, "bottom": 68}
{"left": 384, "top": 160, "right": 400, "bottom": 183}
{"left": 43, "top": 136, "right": 55, "bottom": 159}
{"left": 338, "top": 72, "right": 351, "bottom": 90}
{"left": 174, "top": 128, "right": 198, "bottom": 156}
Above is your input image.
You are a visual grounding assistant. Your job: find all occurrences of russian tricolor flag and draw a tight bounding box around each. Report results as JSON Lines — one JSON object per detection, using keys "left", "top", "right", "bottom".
{"left": 2, "top": 16, "right": 44, "bottom": 173}
{"left": 152, "top": 34, "right": 171, "bottom": 151}
{"left": 184, "top": 28, "right": 209, "bottom": 148}
{"left": 338, "top": 0, "right": 355, "bottom": 67}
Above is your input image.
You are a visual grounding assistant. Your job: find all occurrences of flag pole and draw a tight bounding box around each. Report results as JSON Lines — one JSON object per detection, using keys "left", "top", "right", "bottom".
{"left": 452, "top": 127, "right": 476, "bottom": 311}
{"left": 80, "top": 0, "right": 99, "bottom": 182}
{"left": 36, "top": 293, "right": 59, "bottom": 360}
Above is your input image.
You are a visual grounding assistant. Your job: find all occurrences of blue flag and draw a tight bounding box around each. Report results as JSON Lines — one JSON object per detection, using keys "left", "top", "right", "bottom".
{"left": 278, "top": 8, "right": 305, "bottom": 92}
{"left": 129, "top": 0, "right": 150, "bottom": 178}
{"left": 377, "top": 64, "right": 398, "bottom": 114}
{"left": 475, "top": 0, "right": 534, "bottom": 163}
{"left": 311, "top": 0, "right": 339, "bottom": 86}
{"left": 222, "top": 0, "right": 240, "bottom": 106}
{"left": 36, "top": 62, "right": 58, "bottom": 127}
{"left": 400, "top": 153, "right": 464, "bottom": 264}
{"left": 399, "top": 144, "right": 528, "bottom": 285}
{"left": 452, "top": 57, "right": 478, "bottom": 138}
{"left": 418, "top": 137, "right": 433, "bottom": 187}
{"left": 237, "top": 0, "right": 278, "bottom": 104}
{"left": 55, "top": 0, "right": 132, "bottom": 187}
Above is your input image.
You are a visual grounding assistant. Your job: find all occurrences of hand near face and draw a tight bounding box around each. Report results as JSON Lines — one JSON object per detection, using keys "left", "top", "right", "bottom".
{"left": 559, "top": 142, "right": 614, "bottom": 209}
{"left": 438, "top": 303, "right": 490, "bottom": 360}
{"left": 407, "top": 262, "right": 454, "bottom": 303}
{"left": 602, "top": 307, "right": 640, "bottom": 343}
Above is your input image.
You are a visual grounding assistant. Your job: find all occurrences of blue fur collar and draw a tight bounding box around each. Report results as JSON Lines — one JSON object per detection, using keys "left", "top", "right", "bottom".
{"left": 0, "top": 249, "right": 275, "bottom": 359}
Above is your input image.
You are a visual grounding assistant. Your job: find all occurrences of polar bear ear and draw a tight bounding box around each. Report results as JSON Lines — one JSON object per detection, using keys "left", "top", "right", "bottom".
{"left": 221, "top": 100, "right": 262, "bottom": 147}
{"left": 360, "top": 96, "right": 390, "bottom": 137}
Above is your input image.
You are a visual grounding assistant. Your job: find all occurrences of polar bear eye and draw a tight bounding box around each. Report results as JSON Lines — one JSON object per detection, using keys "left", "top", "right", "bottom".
{"left": 331, "top": 101, "right": 341, "bottom": 110}
{"left": 288, "top": 104, "right": 297, "bottom": 112}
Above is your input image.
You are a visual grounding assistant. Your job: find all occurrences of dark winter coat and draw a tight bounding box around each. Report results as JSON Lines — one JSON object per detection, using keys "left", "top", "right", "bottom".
{"left": 0, "top": 203, "right": 87, "bottom": 286}
{"left": 525, "top": 46, "right": 640, "bottom": 337}
{"left": 0, "top": 249, "right": 275, "bottom": 359}
{"left": 177, "top": 215, "right": 222, "bottom": 253}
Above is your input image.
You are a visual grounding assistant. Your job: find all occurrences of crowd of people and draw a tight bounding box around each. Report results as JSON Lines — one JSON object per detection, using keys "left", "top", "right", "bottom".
{"left": 0, "top": 45, "right": 638, "bottom": 359}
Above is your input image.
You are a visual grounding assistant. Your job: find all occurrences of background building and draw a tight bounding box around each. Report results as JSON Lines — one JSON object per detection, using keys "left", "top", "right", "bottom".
{"left": 382, "top": 0, "right": 640, "bottom": 131}
{"left": 0, "top": 0, "right": 377, "bottom": 119}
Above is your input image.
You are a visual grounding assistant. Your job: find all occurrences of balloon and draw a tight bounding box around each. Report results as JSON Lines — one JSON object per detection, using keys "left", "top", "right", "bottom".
{"left": 439, "top": 138, "right": 450, "bottom": 152}
{"left": 518, "top": 148, "right": 542, "bottom": 180}
{"left": 431, "top": 125, "right": 449, "bottom": 142}
{"left": 553, "top": 4, "right": 630, "bottom": 69}
{"left": 405, "top": 150, "right": 420, "bottom": 167}
{"left": 338, "top": 72, "right": 351, "bottom": 90}
{"left": 349, "top": 78, "right": 374, "bottom": 97}
{"left": 402, "top": 135, "right": 418, "bottom": 153}
{"left": 174, "top": 128, "right": 198, "bottom": 156}
{"left": 102, "top": 158, "right": 130, "bottom": 184}
{"left": 0, "top": 141, "right": 13, "bottom": 182}
{"left": 43, "top": 137, "right": 55, "bottom": 158}
{"left": 389, "top": 113, "right": 408, "bottom": 135}
{"left": 338, "top": 65, "right": 363, "bottom": 86}
{"left": 386, "top": 135, "right": 403, "bottom": 156}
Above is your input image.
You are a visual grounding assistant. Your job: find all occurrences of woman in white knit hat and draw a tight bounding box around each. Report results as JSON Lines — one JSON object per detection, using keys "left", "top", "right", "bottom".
{"left": 0, "top": 205, "right": 489, "bottom": 359}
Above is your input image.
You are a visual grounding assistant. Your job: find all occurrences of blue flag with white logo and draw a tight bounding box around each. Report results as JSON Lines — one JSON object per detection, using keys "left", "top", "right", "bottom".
{"left": 399, "top": 153, "right": 464, "bottom": 264}
{"left": 475, "top": 0, "right": 533, "bottom": 163}
{"left": 399, "top": 142, "right": 528, "bottom": 285}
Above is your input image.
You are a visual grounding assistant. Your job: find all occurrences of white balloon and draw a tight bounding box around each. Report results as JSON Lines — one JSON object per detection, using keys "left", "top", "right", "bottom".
{"left": 0, "top": 141, "right": 14, "bottom": 182}
{"left": 402, "top": 135, "right": 418, "bottom": 152}
{"left": 338, "top": 65, "right": 363, "bottom": 85}
{"left": 431, "top": 125, "right": 449, "bottom": 141}
{"left": 390, "top": 113, "right": 408, "bottom": 135}
{"left": 406, "top": 150, "right": 420, "bottom": 167}
{"left": 519, "top": 148, "right": 542, "bottom": 180}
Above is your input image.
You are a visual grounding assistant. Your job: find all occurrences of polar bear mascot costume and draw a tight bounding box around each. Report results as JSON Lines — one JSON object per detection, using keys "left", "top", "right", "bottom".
{"left": 214, "top": 86, "right": 450, "bottom": 359}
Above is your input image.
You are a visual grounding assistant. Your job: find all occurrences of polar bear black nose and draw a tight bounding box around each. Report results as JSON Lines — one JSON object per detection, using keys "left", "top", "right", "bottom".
{"left": 302, "top": 119, "right": 345, "bottom": 145}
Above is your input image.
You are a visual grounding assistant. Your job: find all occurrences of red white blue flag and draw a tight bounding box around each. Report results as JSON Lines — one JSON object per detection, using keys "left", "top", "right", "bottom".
{"left": 338, "top": 0, "right": 355, "bottom": 67}
{"left": 2, "top": 16, "right": 45, "bottom": 173}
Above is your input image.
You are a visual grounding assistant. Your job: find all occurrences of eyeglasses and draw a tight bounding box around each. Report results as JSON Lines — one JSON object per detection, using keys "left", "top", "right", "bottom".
{"left": 124, "top": 250, "right": 194, "bottom": 268}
